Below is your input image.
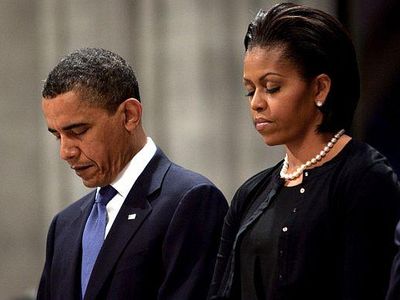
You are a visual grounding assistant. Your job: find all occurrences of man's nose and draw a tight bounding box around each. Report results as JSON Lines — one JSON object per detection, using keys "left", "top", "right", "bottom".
{"left": 59, "top": 137, "right": 79, "bottom": 161}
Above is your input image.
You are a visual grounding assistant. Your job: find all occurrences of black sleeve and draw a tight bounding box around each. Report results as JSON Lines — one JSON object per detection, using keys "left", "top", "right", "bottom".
{"left": 208, "top": 188, "right": 244, "bottom": 300}
{"left": 208, "top": 168, "right": 275, "bottom": 300}
{"left": 339, "top": 163, "right": 400, "bottom": 299}
{"left": 386, "top": 220, "right": 400, "bottom": 300}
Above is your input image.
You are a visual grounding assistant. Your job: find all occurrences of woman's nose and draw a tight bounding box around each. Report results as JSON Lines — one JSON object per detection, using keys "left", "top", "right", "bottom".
{"left": 250, "top": 90, "right": 267, "bottom": 112}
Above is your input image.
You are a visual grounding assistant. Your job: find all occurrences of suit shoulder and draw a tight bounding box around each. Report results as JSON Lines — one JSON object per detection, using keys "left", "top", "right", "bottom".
{"left": 53, "top": 190, "right": 95, "bottom": 221}
{"left": 167, "top": 162, "right": 218, "bottom": 187}
{"left": 151, "top": 162, "right": 227, "bottom": 216}
{"left": 162, "top": 162, "right": 227, "bottom": 203}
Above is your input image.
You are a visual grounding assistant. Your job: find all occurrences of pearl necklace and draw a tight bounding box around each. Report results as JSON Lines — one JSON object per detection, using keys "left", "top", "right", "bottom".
{"left": 280, "top": 129, "right": 345, "bottom": 180}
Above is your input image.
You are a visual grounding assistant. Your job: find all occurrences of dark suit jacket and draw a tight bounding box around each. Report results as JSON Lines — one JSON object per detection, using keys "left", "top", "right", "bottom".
{"left": 37, "top": 148, "right": 228, "bottom": 300}
{"left": 387, "top": 220, "right": 400, "bottom": 300}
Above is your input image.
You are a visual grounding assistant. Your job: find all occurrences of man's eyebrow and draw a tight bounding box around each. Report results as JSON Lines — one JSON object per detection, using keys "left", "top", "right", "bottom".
{"left": 48, "top": 123, "right": 89, "bottom": 133}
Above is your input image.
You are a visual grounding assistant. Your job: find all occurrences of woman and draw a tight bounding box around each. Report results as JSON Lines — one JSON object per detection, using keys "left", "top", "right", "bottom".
{"left": 209, "top": 3, "right": 400, "bottom": 300}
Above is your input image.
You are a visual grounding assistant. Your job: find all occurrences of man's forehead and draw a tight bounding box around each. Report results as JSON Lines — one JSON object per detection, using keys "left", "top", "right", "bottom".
{"left": 42, "top": 93, "right": 103, "bottom": 128}
{"left": 42, "top": 91, "right": 98, "bottom": 113}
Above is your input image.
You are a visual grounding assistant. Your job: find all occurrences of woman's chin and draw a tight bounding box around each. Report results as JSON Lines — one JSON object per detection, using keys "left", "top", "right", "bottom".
{"left": 261, "top": 135, "right": 280, "bottom": 146}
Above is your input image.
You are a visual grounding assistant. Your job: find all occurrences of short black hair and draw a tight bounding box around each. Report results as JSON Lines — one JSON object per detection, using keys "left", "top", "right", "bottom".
{"left": 42, "top": 47, "right": 140, "bottom": 112}
{"left": 244, "top": 3, "right": 360, "bottom": 133}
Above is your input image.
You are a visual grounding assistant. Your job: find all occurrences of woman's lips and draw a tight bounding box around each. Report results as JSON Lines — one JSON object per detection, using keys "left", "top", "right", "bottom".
{"left": 254, "top": 118, "right": 273, "bottom": 131}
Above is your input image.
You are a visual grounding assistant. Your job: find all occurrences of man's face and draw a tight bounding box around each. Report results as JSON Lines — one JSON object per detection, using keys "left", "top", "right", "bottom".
{"left": 42, "top": 91, "right": 131, "bottom": 187}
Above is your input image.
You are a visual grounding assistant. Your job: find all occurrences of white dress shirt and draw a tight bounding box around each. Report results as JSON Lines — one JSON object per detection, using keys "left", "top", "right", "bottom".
{"left": 96, "top": 137, "right": 157, "bottom": 238}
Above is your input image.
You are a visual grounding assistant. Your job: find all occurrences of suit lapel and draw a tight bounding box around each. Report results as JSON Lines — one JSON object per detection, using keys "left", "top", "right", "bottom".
{"left": 84, "top": 149, "right": 171, "bottom": 299}
{"left": 58, "top": 191, "right": 95, "bottom": 298}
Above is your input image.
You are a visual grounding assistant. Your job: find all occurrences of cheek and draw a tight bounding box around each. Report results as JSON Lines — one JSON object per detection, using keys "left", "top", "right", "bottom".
{"left": 281, "top": 91, "right": 311, "bottom": 115}
{"left": 79, "top": 137, "right": 109, "bottom": 165}
{"left": 270, "top": 99, "right": 294, "bottom": 120}
{"left": 80, "top": 144, "right": 99, "bottom": 164}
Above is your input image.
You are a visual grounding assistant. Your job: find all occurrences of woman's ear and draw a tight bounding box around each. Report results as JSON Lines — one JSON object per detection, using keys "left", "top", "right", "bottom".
{"left": 120, "top": 98, "right": 142, "bottom": 132}
{"left": 314, "top": 74, "right": 331, "bottom": 107}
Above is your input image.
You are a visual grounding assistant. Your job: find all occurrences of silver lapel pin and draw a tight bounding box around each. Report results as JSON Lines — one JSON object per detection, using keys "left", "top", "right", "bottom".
{"left": 128, "top": 213, "right": 137, "bottom": 220}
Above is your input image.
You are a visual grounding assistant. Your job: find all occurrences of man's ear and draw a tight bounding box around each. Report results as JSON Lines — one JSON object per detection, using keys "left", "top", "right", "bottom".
{"left": 120, "top": 98, "right": 142, "bottom": 132}
{"left": 313, "top": 74, "right": 331, "bottom": 107}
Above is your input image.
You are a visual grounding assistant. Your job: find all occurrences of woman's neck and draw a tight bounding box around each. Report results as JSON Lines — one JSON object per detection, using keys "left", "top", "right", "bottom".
{"left": 282, "top": 130, "right": 351, "bottom": 186}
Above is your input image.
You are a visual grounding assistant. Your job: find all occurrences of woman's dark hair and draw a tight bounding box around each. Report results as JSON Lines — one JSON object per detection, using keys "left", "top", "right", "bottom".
{"left": 42, "top": 48, "right": 140, "bottom": 113}
{"left": 244, "top": 3, "right": 360, "bottom": 133}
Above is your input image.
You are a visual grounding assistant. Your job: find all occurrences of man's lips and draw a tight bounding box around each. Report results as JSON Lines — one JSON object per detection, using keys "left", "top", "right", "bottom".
{"left": 71, "top": 164, "right": 93, "bottom": 174}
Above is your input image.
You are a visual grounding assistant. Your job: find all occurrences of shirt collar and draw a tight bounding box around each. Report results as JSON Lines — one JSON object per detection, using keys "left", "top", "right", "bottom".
{"left": 98, "top": 137, "right": 157, "bottom": 198}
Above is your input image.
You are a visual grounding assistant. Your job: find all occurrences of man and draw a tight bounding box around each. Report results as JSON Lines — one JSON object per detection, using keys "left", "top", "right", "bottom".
{"left": 387, "top": 220, "right": 400, "bottom": 300}
{"left": 37, "top": 48, "right": 228, "bottom": 300}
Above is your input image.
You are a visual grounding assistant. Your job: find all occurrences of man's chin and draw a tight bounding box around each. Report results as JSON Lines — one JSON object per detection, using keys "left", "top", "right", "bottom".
{"left": 80, "top": 176, "right": 111, "bottom": 188}
{"left": 80, "top": 177, "right": 101, "bottom": 188}
{"left": 80, "top": 181, "right": 94, "bottom": 188}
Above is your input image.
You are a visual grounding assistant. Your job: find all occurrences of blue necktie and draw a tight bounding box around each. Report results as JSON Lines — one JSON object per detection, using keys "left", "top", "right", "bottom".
{"left": 81, "top": 185, "right": 117, "bottom": 298}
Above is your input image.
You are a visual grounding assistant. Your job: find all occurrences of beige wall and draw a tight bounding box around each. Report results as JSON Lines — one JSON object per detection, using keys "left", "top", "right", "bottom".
{"left": 0, "top": 0, "right": 334, "bottom": 298}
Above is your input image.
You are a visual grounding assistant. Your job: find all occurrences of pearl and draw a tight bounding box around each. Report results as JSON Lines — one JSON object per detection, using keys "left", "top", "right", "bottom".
{"left": 280, "top": 129, "right": 345, "bottom": 180}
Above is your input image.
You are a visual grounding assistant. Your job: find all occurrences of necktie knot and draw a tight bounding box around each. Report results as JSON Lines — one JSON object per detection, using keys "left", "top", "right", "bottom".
{"left": 96, "top": 185, "right": 118, "bottom": 205}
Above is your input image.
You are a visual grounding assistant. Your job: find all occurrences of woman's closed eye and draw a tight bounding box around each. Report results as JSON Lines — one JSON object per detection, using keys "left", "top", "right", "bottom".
{"left": 245, "top": 90, "right": 255, "bottom": 97}
{"left": 244, "top": 85, "right": 280, "bottom": 97}
{"left": 266, "top": 86, "right": 280, "bottom": 93}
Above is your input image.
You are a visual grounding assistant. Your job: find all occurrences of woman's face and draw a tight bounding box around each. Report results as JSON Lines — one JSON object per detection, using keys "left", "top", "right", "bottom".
{"left": 243, "top": 46, "right": 323, "bottom": 147}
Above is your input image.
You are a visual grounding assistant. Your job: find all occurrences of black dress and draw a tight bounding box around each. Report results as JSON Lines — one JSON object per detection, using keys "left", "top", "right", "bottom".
{"left": 209, "top": 139, "right": 400, "bottom": 300}
{"left": 239, "top": 186, "right": 298, "bottom": 300}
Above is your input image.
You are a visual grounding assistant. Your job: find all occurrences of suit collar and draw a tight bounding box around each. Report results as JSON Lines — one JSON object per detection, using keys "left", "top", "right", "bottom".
{"left": 84, "top": 148, "right": 171, "bottom": 299}
{"left": 79, "top": 190, "right": 96, "bottom": 212}
{"left": 111, "top": 137, "right": 157, "bottom": 199}
{"left": 120, "top": 147, "right": 171, "bottom": 199}
{"left": 78, "top": 147, "right": 170, "bottom": 213}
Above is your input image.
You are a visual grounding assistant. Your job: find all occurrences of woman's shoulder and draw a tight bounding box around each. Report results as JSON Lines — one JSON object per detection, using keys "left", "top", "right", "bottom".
{"left": 333, "top": 139, "right": 400, "bottom": 214}
{"left": 335, "top": 139, "right": 400, "bottom": 196}
{"left": 241, "top": 161, "right": 282, "bottom": 191}
{"left": 341, "top": 139, "right": 395, "bottom": 175}
{"left": 230, "top": 160, "right": 282, "bottom": 211}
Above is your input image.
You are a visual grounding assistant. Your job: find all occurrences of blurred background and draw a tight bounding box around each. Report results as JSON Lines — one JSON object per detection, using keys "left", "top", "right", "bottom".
{"left": 0, "top": 0, "right": 398, "bottom": 298}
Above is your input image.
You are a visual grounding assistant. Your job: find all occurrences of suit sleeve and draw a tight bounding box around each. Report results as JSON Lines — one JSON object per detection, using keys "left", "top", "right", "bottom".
{"left": 340, "top": 163, "right": 400, "bottom": 299}
{"left": 157, "top": 183, "right": 228, "bottom": 300}
{"left": 37, "top": 216, "right": 57, "bottom": 300}
{"left": 386, "top": 220, "right": 400, "bottom": 300}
